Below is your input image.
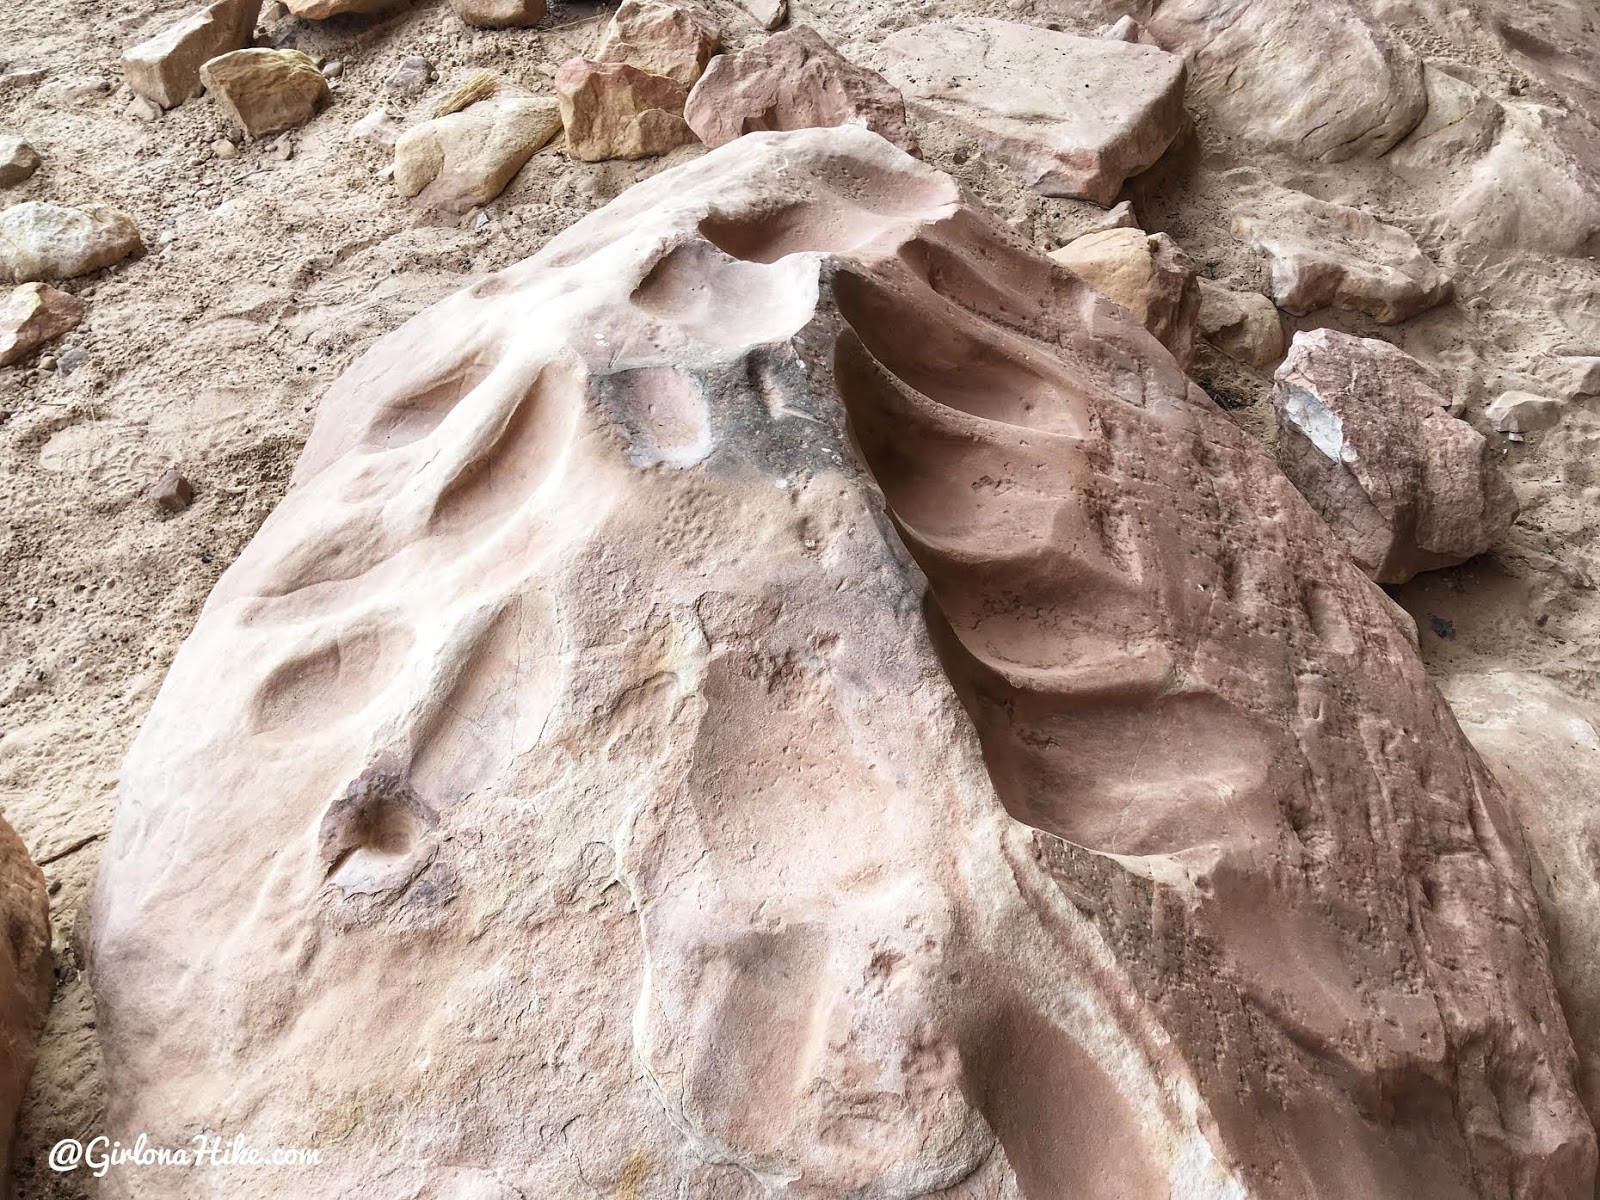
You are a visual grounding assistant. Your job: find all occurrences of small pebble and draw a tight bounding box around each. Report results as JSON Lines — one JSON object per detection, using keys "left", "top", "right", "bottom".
{"left": 213, "top": 138, "right": 237, "bottom": 159}
{"left": 37, "top": 354, "right": 56, "bottom": 372}
{"left": 322, "top": 60, "right": 344, "bottom": 80}
{"left": 56, "top": 346, "right": 89, "bottom": 376}
{"left": 149, "top": 468, "right": 195, "bottom": 515}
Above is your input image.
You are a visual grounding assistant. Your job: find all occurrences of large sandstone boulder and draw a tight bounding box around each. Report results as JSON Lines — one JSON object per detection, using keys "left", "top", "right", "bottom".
{"left": 0, "top": 202, "right": 142, "bottom": 284}
{"left": 594, "top": 0, "right": 720, "bottom": 87}
{"left": 0, "top": 816, "right": 54, "bottom": 1183}
{"left": 1273, "top": 329, "right": 1518, "bottom": 583}
{"left": 1049, "top": 226, "right": 1199, "bottom": 367}
{"left": 1232, "top": 183, "right": 1453, "bottom": 322}
{"left": 88, "top": 127, "right": 1595, "bottom": 1197}
{"left": 1441, "top": 671, "right": 1600, "bottom": 1137}
{"left": 685, "top": 26, "right": 916, "bottom": 154}
{"left": 884, "top": 18, "right": 1186, "bottom": 204}
{"left": 121, "top": 0, "right": 260, "bottom": 110}
{"left": 394, "top": 97, "right": 562, "bottom": 213}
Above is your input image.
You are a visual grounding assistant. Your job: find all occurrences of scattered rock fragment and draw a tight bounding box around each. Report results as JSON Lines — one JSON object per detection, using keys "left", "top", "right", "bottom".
{"left": 1103, "top": 14, "right": 1161, "bottom": 45}
{"left": 1487, "top": 390, "right": 1561, "bottom": 434}
{"left": 283, "top": 0, "right": 396, "bottom": 16}
{"left": 1273, "top": 328, "right": 1516, "bottom": 583}
{"left": 1232, "top": 183, "right": 1453, "bottom": 322}
{"left": 0, "top": 203, "right": 143, "bottom": 283}
{"left": 1196, "top": 278, "right": 1284, "bottom": 371}
{"left": 0, "top": 135, "right": 41, "bottom": 188}
{"left": 125, "top": 96, "right": 162, "bottom": 123}
{"left": 556, "top": 59, "right": 694, "bottom": 162}
{"left": 0, "top": 283, "right": 84, "bottom": 366}
{"left": 730, "top": 0, "right": 785, "bottom": 30}
{"left": 121, "top": 0, "right": 260, "bottom": 110}
{"left": 213, "top": 138, "right": 238, "bottom": 159}
{"left": 1091, "top": 199, "right": 1138, "bottom": 231}
{"left": 349, "top": 108, "right": 402, "bottom": 147}
{"left": 685, "top": 26, "right": 915, "bottom": 154}
{"left": 883, "top": 18, "right": 1186, "bottom": 203}
{"left": 396, "top": 97, "right": 562, "bottom": 212}
{"left": 383, "top": 55, "right": 434, "bottom": 96}
{"left": 201, "top": 48, "right": 330, "bottom": 139}
{"left": 149, "top": 468, "right": 196, "bottom": 514}
{"left": 1049, "top": 226, "right": 1198, "bottom": 367}
{"left": 450, "top": 0, "right": 547, "bottom": 27}
{"left": 595, "top": 0, "right": 720, "bottom": 87}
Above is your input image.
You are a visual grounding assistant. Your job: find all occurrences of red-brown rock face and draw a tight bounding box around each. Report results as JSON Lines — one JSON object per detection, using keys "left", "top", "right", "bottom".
{"left": 88, "top": 128, "right": 1595, "bottom": 1197}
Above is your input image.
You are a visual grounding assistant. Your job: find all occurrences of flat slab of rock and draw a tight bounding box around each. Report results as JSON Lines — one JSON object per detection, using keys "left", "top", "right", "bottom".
{"left": 0, "top": 202, "right": 142, "bottom": 283}
{"left": 594, "top": 0, "right": 719, "bottom": 87}
{"left": 450, "top": 0, "right": 546, "bottom": 27}
{"left": 0, "top": 134, "right": 42, "bottom": 188}
{"left": 1196, "top": 278, "right": 1284, "bottom": 371}
{"left": 395, "top": 97, "right": 562, "bottom": 212}
{"left": 883, "top": 18, "right": 1186, "bottom": 204}
{"left": 555, "top": 58, "right": 694, "bottom": 161}
{"left": 0, "top": 282, "right": 84, "bottom": 365}
{"left": 1049, "top": 226, "right": 1198, "bottom": 367}
{"left": 1274, "top": 329, "right": 1516, "bottom": 582}
{"left": 1232, "top": 183, "right": 1453, "bottom": 322}
{"left": 201, "top": 48, "right": 330, "bottom": 139}
{"left": 87, "top": 125, "right": 1594, "bottom": 1198}
{"left": 685, "top": 25, "right": 914, "bottom": 154}
{"left": 122, "top": 0, "right": 260, "bottom": 110}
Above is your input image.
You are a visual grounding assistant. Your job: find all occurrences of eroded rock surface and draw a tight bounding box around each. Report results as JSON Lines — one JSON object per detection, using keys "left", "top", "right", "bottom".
{"left": 88, "top": 127, "right": 1594, "bottom": 1198}
{"left": 201, "top": 48, "right": 330, "bottom": 140}
{"left": 0, "top": 202, "right": 142, "bottom": 283}
{"left": 684, "top": 26, "right": 915, "bottom": 154}
{"left": 884, "top": 18, "right": 1186, "bottom": 203}
{"left": 394, "top": 97, "right": 561, "bottom": 212}
{"left": 1274, "top": 329, "right": 1517, "bottom": 583}
{"left": 556, "top": 58, "right": 694, "bottom": 161}
{"left": 594, "top": 0, "right": 719, "bottom": 87}
{"left": 1049, "top": 226, "right": 1198, "bottom": 367}
{"left": 121, "top": 0, "right": 260, "bottom": 110}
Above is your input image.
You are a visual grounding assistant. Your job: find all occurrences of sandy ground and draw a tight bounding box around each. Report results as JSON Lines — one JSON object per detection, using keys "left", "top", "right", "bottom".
{"left": 2, "top": 0, "right": 1596, "bottom": 1195}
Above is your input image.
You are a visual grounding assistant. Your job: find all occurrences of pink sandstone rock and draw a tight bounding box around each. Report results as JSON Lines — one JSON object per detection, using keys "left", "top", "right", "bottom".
{"left": 121, "top": 0, "right": 261, "bottom": 110}
{"left": 1273, "top": 329, "right": 1518, "bottom": 583}
{"left": 684, "top": 25, "right": 916, "bottom": 155}
{"left": 1049, "top": 225, "right": 1199, "bottom": 368}
{"left": 88, "top": 126, "right": 1595, "bottom": 1198}
{"left": 593, "top": 0, "right": 720, "bottom": 87}
{"left": 0, "top": 816, "right": 54, "bottom": 1183}
{"left": 883, "top": 18, "right": 1186, "bottom": 204}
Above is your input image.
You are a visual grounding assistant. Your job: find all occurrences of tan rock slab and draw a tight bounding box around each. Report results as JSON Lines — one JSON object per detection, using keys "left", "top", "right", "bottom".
{"left": 1232, "top": 183, "right": 1453, "bottom": 322}
{"left": 884, "top": 18, "right": 1186, "bottom": 204}
{"left": 555, "top": 58, "right": 694, "bottom": 162}
{"left": 1274, "top": 328, "right": 1517, "bottom": 583}
{"left": 450, "top": 0, "right": 547, "bottom": 27}
{"left": 201, "top": 48, "right": 330, "bottom": 139}
{"left": 594, "top": 0, "right": 720, "bottom": 87}
{"left": 0, "top": 282, "right": 84, "bottom": 365}
{"left": 121, "top": 0, "right": 260, "bottom": 110}
{"left": 1050, "top": 226, "right": 1199, "bottom": 367}
{"left": 1196, "top": 278, "right": 1284, "bottom": 371}
{"left": 0, "top": 202, "right": 143, "bottom": 283}
{"left": 685, "top": 25, "right": 915, "bottom": 155}
{"left": 395, "top": 97, "right": 562, "bottom": 212}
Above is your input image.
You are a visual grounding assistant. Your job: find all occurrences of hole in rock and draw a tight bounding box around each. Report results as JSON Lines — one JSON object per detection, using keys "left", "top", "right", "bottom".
{"left": 318, "top": 769, "right": 435, "bottom": 898}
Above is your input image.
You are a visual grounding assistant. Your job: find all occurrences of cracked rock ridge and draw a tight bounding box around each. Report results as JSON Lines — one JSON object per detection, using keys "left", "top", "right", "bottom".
{"left": 88, "top": 127, "right": 1594, "bottom": 1198}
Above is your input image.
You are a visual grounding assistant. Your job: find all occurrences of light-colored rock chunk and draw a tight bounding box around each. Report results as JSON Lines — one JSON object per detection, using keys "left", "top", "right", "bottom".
{"left": 1196, "top": 278, "right": 1284, "bottom": 371}
{"left": 0, "top": 134, "right": 42, "bottom": 188}
{"left": 449, "top": 0, "right": 546, "bottom": 28}
{"left": 883, "top": 18, "right": 1186, "bottom": 204}
{"left": 0, "top": 202, "right": 142, "bottom": 283}
{"left": 201, "top": 48, "right": 330, "bottom": 140}
{"left": 87, "top": 126, "right": 1594, "bottom": 1199}
{"left": 555, "top": 58, "right": 694, "bottom": 162}
{"left": 121, "top": 0, "right": 260, "bottom": 110}
{"left": 685, "top": 25, "right": 914, "bottom": 154}
{"left": 730, "top": 0, "right": 784, "bottom": 30}
{"left": 395, "top": 97, "right": 562, "bottom": 212}
{"left": 594, "top": 0, "right": 719, "bottom": 87}
{"left": 1487, "top": 390, "right": 1561, "bottom": 434}
{"left": 1273, "top": 328, "right": 1517, "bottom": 583}
{"left": 1049, "top": 226, "right": 1198, "bottom": 367}
{"left": 1232, "top": 183, "right": 1453, "bottom": 322}
{"left": 283, "top": 0, "right": 396, "bottom": 16}
{"left": 0, "top": 282, "right": 85, "bottom": 365}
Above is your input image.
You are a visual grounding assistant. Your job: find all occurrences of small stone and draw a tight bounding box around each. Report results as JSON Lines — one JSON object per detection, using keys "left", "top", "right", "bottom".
{"left": 883, "top": 19, "right": 1186, "bottom": 204}
{"left": 213, "top": 138, "right": 238, "bottom": 158}
{"left": 595, "top": 0, "right": 720, "bottom": 87}
{"left": 56, "top": 344, "right": 89, "bottom": 376}
{"left": 349, "top": 108, "right": 402, "bottom": 147}
{"left": 1196, "top": 279, "right": 1285, "bottom": 372}
{"left": 1232, "top": 182, "right": 1453, "bottom": 323}
{"left": 149, "top": 468, "right": 196, "bottom": 514}
{"left": 1487, "top": 391, "right": 1561, "bottom": 434}
{"left": 37, "top": 354, "right": 56, "bottom": 372}
{"left": 685, "top": 26, "right": 915, "bottom": 155}
{"left": 284, "top": 0, "right": 396, "bottom": 16}
{"left": 1273, "top": 329, "right": 1517, "bottom": 583}
{"left": 0, "top": 69, "right": 48, "bottom": 89}
{"left": 322, "top": 60, "right": 344, "bottom": 80}
{"left": 730, "top": 0, "right": 785, "bottom": 30}
{"left": 121, "top": 0, "right": 260, "bottom": 110}
{"left": 201, "top": 49, "right": 330, "bottom": 140}
{"left": 0, "top": 283, "right": 85, "bottom": 366}
{"left": 1050, "top": 226, "right": 1199, "bottom": 367}
{"left": 1102, "top": 15, "right": 1162, "bottom": 45}
{"left": 125, "top": 95, "right": 163, "bottom": 123}
{"left": 1091, "top": 199, "right": 1138, "bottom": 231}
{"left": 0, "top": 135, "right": 42, "bottom": 188}
{"left": 0, "top": 203, "right": 143, "bottom": 284}
{"left": 450, "top": 0, "right": 547, "bottom": 27}
{"left": 272, "top": 134, "right": 294, "bottom": 160}
{"left": 555, "top": 59, "right": 695, "bottom": 162}
{"left": 383, "top": 55, "right": 434, "bottom": 96}
{"left": 396, "top": 96, "right": 563, "bottom": 212}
